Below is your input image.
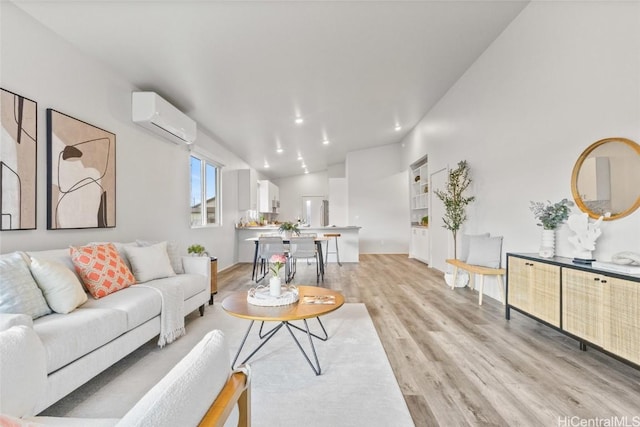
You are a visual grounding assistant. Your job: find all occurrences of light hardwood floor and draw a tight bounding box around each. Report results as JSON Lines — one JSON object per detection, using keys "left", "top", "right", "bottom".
{"left": 218, "top": 254, "right": 640, "bottom": 427}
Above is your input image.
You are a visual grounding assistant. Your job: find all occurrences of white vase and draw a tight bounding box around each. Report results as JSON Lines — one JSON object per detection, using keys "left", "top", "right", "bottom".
{"left": 539, "top": 229, "right": 556, "bottom": 258}
{"left": 269, "top": 276, "right": 282, "bottom": 296}
{"left": 281, "top": 230, "right": 292, "bottom": 240}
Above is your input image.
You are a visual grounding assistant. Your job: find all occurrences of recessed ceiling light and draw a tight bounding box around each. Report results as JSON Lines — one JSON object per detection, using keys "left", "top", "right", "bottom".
{"left": 322, "top": 139, "right": 330, "bottom": 145}
{"left": 264, "top": 162, "right": 270, "bottom": 168}
{"left": 301, "top": 163, "right": 307, "bottom": 169}
{"left": 304, "top": 169, "right": 309, "bottom": 174}
{"left": 297, "top": 155, "right": 303, "bottom": 161}
{"left": 276, "top": 147, "right": 283, "bottom": 154}
{"left": 394, "top": 125, "right": 402, "bottom": 131}
{"left": 295, "top": 117, "right": 304, "bottom": 125}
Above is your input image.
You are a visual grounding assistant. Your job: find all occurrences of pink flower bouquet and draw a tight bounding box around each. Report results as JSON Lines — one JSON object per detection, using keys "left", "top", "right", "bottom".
{"left": 269, "top": 254, "right": 287, "bottom": 277}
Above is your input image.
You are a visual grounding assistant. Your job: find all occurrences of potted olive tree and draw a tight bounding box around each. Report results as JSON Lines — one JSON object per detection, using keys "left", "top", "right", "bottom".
{"left": 435, "top": 160, "right": 475, "bottom": 287}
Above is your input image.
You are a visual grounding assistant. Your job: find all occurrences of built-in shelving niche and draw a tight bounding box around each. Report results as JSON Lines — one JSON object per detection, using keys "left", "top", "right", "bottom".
{"left": 409, "top": 155, "right": 429, "bottom": 220}
{"left": 409, "top": 155, "right": 429, "bottom": 263}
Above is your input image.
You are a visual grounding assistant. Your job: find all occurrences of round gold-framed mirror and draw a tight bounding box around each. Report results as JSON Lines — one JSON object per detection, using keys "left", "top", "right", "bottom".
{"left": 571, "top": 137, "right": 640, "bottom": 221}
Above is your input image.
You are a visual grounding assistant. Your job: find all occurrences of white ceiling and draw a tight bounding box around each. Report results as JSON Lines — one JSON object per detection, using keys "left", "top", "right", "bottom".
{"left": 15, "top": 0, "right": 528, "bottom": 178}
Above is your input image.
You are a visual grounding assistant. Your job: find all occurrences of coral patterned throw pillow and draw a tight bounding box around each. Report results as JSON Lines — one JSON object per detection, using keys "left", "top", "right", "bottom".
{"left": 70, "top": 243, "right": 135, "bottom": 299}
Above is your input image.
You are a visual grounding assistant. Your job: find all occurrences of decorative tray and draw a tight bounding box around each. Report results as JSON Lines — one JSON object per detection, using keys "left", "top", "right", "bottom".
{"left": 247, "top": 285, "right": 299, "bottom": 306}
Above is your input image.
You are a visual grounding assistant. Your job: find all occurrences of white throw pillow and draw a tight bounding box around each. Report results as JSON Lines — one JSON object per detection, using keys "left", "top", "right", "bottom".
{"left": 459, "top": 233, "right": 490, "bottom": 262}
{"left": 0, "top": 252, "right": 51, "bottom": 319}
{"left": 124, "top": 242, "right": 176, "bottom": 283}
{"left": 466, "top": 236, "right": 504, "bottom": 268}
{"left": 29, "top": 258, "right": 88, "bottom": 314}
{"left": 137, "top": 240, "right": 184, "bottom": 274}
{"left": 0, "top": 325, "right": 47, "bottom": 418}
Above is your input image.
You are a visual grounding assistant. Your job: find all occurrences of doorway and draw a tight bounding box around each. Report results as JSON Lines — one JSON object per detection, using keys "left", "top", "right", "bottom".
{"left": 301, "top": 196, "right": 328, "bottom": 227}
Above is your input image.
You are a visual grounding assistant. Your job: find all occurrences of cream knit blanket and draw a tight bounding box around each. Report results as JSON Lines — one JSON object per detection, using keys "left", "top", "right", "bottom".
{"left": 138, "top": 281, "right": 185, "bottom": 347}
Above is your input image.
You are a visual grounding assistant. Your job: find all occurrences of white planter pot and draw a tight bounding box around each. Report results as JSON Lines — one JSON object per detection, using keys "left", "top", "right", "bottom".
{"left": 444, "top": 271, "right": 469, "bottom": 288}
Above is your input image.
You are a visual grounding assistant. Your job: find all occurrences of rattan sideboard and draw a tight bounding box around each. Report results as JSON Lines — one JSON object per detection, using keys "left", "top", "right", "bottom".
{"left": 506, "top": 253, "right": 640, "bottom": 368}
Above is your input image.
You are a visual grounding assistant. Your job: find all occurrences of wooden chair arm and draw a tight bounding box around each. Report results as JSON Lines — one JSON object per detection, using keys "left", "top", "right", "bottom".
{"left": 198, "top": 370, "right": 251, "bottom": 427}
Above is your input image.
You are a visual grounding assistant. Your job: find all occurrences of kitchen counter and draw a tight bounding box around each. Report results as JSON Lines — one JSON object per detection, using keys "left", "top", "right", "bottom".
{"left": 235, "top": 225, "right": 361, "bottom": 231}
{"left": 236, "top": 226, "right": 361, "bottom": 263}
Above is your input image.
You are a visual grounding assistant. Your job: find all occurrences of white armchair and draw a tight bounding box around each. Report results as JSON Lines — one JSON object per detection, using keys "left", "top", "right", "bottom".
{"left": 0, "top": 325, "right": 47, "bottom": 419}
{"left": 0, "top": 329, "right": 250, "bottom": 427}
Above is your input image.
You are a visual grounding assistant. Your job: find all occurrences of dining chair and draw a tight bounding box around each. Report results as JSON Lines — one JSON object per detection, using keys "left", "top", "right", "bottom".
{"left": 298, "top": 233, "right": 318, "bottom": 264}
{"left": 288, "top": 235, "right": 320, "bottom": 283}
{"left": 257, "top": 236, "right": 287, "bottom": 282}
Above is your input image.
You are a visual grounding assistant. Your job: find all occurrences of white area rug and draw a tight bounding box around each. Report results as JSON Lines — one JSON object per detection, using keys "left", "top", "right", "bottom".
{"left": 43, "top": 303, "right": 414, "bottom": 427}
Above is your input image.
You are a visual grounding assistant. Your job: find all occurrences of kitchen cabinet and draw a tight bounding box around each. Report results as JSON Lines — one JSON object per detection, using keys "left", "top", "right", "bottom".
{"left": 507, "top": 253, "right": 640, "bottom": 368}
{"left": 258, "top": 180, "right": 280, "bottom": 213}
{"left": 238, "top": 169, "right": 257, "bottom": 210}
{"left": 409, "top": 227, "right": 429, "bottom": 264}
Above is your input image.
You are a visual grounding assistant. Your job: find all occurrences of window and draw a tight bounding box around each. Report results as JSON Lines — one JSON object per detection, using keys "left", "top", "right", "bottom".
{"left": 190, "top": 154, "right": 221, "bottom": 227}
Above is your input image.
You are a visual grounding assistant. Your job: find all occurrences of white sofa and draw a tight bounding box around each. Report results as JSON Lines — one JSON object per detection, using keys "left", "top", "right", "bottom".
{"left": 0, "top": 242, "right": 210, "bottom": 415}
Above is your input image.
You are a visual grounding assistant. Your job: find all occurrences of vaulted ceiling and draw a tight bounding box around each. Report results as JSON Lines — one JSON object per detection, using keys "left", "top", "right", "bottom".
{"left": 15, "top": 0, "right": 529, "bottom": 178}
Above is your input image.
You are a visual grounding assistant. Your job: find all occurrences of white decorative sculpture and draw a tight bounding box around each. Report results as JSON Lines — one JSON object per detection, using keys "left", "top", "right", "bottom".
{"left": 567, "top": 212, "right": 604, "bottom": 261}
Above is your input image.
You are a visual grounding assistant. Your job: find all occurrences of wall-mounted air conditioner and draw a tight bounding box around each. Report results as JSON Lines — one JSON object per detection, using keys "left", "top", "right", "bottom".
{"left": 132, "top": 91, "right": 197, "bottom": 145}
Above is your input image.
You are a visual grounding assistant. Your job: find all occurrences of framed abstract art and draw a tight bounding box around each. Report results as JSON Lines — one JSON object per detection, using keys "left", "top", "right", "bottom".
{"left": 0, "top": 88, "right": 37, "bottom": 231}
{"left": 46, "top": 109, "right": 116, "bottom": 229}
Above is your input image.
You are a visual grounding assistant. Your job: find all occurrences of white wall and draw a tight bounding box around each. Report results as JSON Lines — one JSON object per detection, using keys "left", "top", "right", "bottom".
{"left": 328, "top": 178, "right": 348, "bottom": 226}
{"left": 401, "top": 1, "right": 640, "bottom": 300}
{"left": 273, "top": 171, "right": 328, "bottom": 222}
{"left": 0, "top": 2, "right": 251, "bottom": 270}
{"left": 347, "top": 144, "right": 410, "bottom": 253}
{"left": 327, "top": 163, "right": 346, "bottom": 178}
{"left": 326, "top": 163, "right": 348, "bottom": 225}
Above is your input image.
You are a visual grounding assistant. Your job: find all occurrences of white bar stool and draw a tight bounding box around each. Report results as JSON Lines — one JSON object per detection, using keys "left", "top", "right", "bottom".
{"left": 324, "top": 233, "right": 342, "bottom": 267}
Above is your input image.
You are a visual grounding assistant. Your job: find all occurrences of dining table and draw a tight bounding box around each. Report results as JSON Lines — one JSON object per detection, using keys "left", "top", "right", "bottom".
{"left": 246, "top": 236, "right": 327, "bottom": 282}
